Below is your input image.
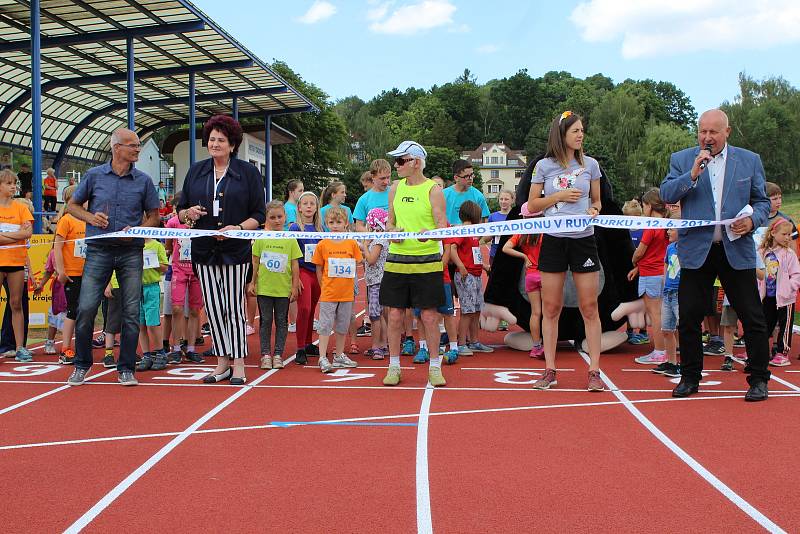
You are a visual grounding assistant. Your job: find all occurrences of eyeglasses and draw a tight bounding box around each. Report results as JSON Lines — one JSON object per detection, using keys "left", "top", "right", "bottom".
{"left": 459, "top": 173, "right": 474, "bottom": 180}
{"left": 116, "top": 143, "right": 142, "bottom": 149}
{"left": 394, "top": 157, "right": 414, "bottom": 166}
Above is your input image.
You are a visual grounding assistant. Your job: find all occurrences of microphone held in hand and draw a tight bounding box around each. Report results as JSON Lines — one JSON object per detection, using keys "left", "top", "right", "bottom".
{"left": 699, "top": 144, "right": 713, "bottom": 171}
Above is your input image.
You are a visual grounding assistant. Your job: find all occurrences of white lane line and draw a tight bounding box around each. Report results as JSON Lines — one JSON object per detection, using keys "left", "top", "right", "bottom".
{"left": 63, "top": 362, "right": 286, "bottom": 534}
{"left": 582, "top": 350, "right": 787, "bottom": 533}
{"left": 769, "top": 374, "right": 800, "bottom": 392}
{"left": 416, "top": 385, "right": 434, "bottom": 534}
{"left": 9, "top": 391, "right": 799, "bottom": 453}
{"left": 460, "top": 367, "right": 575, "bottom": 371}
{"left": 0, "top": 368, "right": 116, "bottom": 416}
{"left": 0, "top": 378, "right": 789, "bottom": 395}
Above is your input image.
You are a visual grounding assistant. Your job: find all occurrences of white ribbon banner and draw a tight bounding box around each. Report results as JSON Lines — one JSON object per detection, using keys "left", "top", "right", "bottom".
{"left": 0, "top": 213, "right": 752, "bottom": 249}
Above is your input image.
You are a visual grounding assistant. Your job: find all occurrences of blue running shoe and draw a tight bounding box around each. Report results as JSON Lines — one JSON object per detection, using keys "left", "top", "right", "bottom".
{"left": 413, "top": 347, "right": 430, "bottom": 364}
{"left": 443, "top": 348, "right": 459, "bottom": 364}
{"left": 401, "top": 337, "right": 415, "bottom": 356}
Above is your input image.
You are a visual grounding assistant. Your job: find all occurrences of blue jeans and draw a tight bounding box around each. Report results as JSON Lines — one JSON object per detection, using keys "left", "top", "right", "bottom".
{"left": 74, "top": 245, "right": 143, "bottom": 373}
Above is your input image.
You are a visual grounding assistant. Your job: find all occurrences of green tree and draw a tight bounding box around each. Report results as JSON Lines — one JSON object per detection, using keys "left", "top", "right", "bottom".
{"left": 424, "top": 146, "right": 459, "bottom": 181}
{"left": 634, "top": 122, "right": 695, "bottom": 189}
{"left": 267, "top": 61, "right": 349, "bottom": 195}
{"left": 722, "top": 74, "right": 800, "bottom": 189}
{"left": 591, "top": 89, "right": 646, "bottom": 185}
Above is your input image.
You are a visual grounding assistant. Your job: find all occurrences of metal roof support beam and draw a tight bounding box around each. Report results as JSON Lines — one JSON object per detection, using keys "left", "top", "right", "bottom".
{"left": 264, "top": 115, "right": 272, "bottom": 202}
{"left": 232, "top": 96, "right": 238, "bottom": 121}
{"left": 0, "top": 60, "right": 256, "bottom": 130}
{"left": 126, "top": 37, "right": 135, "bottom": 130}
{"left": 31, "top": 0, "right": 43, "bottom": 233}
{"left": 52, "top": 87, "right": 293, "bottom": 172}
{"left": 0, "top": 20, "right": 206, "bottom": 53}
{"left": 189, "top": 72, "right": 196, "bottom": 166}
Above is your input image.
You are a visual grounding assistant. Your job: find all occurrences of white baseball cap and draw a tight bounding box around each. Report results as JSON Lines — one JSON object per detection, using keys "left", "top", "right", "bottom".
{"left": 387, "top": 140, "right": 427, "bottom": 160}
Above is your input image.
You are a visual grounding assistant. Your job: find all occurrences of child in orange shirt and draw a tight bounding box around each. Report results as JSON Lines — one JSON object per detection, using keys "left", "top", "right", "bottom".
{"left": 53, "top": 185, "right": 86, "bottom": 364}
{"left": 0, "top": 170, "right": 34, "bottom": 361}
{"left": 311, "top": 206, "right": 363, "bottom": 373}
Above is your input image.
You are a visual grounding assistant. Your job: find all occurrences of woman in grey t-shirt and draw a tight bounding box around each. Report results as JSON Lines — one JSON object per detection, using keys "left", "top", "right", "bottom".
{"left": 526, "top": 111, "right": 604, "bottom": 392}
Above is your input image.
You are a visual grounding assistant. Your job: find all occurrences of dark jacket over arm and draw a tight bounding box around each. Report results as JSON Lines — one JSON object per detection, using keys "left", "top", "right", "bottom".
{"left": 177, "top": 158, "right": 266, "bottom": 265}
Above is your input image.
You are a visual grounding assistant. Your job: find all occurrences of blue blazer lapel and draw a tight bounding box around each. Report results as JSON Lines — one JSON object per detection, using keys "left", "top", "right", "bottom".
{"left": 694, "top": 146, "right": 714, "bottom": 203}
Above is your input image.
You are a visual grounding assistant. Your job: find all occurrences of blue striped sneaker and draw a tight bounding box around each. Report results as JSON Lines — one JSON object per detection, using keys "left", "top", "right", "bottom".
{"left": 413, "top": 347, "right": 430, "bottom": 364}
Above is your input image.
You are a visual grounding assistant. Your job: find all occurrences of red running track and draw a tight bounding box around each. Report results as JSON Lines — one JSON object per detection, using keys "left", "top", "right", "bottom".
{"left": 1, "top": 310, "right": 798, "bottom": 532}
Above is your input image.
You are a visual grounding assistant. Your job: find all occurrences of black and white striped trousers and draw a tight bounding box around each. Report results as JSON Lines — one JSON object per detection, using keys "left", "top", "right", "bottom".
{"left": 195, "top": 263, "right": 249, "bottom": 359}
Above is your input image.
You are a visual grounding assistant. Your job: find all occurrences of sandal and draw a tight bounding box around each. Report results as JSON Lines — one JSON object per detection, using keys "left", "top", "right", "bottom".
{"left": 349, "top": 343, "right": 359, "bottom": 355}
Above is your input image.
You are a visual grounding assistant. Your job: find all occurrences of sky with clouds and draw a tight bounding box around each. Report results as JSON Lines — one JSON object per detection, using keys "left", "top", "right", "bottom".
{"left": 193, "top": 0, "right": 799, "bottom": 122}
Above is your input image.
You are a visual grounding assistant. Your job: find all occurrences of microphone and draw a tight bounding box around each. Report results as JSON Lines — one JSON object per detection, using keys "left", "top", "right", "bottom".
{"left": 699, "top": 144, "right": 712, "bottom": 171}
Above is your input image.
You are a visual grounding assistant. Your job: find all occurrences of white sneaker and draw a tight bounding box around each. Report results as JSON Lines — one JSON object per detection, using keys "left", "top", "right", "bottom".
{"left": 332, "top": 353, "right": 357, "bottom": 368}
{"left": 44, "top": 340, "right": 57, "bottom": 354}
{"left": 319, "top": 355, "right": 333, "bottom": 373}
{"left": 288, "top": 323, "right": 296, "bottom": 333}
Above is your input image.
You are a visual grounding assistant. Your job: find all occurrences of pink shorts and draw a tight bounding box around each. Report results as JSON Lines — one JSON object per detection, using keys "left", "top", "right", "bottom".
{"left": 171, "top": 265, "right": 203, "bottom": 309}
{"left": 525, "top": 271, "right": 542, "bottom": 293}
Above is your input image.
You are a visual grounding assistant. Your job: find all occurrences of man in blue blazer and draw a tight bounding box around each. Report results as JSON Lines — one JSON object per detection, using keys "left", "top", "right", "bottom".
{"left": 661, "top": 109, "right": 771, "bottom": 401}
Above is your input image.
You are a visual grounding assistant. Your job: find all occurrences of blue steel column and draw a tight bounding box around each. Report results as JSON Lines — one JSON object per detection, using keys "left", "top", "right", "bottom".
{"left": 126, "top": 37, "right": 135, "bottom": 130}
{"left": 31, "top": 0, "right": 43, "bottom": 232}
{"left": 264, "top": 115, "right": 272, "bottom": 201}
{"left": 189, "top": 71, "right": 196, "bottom": 165}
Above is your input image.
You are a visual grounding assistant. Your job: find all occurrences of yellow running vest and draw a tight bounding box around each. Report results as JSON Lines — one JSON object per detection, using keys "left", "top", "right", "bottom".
{"left": 388, "top": 178, "right": 441, "bottom": 260}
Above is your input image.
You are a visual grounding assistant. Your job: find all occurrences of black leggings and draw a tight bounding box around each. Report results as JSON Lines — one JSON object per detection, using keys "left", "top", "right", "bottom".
{"left": 257, "top": 295, "right": 289, "bottom": 356}
{"left": 762, "top": 297, "right": 794, "bottom": 355}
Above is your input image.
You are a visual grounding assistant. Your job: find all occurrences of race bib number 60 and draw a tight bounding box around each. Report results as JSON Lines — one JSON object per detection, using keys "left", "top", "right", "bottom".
{"left": 260, "top": 251, "right": 288, "bottom": 273}
{"left": 328, "top": 257, "right": 355, "bottom": 278}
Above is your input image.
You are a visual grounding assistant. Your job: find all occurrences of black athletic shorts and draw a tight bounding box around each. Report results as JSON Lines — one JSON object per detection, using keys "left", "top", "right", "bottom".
{"left": 537, "top": 234, "right": 601, "bottom": 273}
{"left": 64, "top": 276, "right": 82, "bottom": 321}
{"left": 379, "top": 270, "right": 445, "bottom": 310}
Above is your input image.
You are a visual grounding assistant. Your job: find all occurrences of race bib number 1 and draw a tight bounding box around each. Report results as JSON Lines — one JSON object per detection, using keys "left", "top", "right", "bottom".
{"left": 472, "top": 246, "right": 483, "bottom": 265}
{"left": 328, "top": 257, "right": 355, "bottom": 278}
{"left": 260, "top": 251, "right": 288, "bottom": 273}
{"left": 143, "top": 249, "right": 159, "bottom": 269}
{"left": 74, "top": 238, "right": 87, "bottom": 258}
{"left": 178, "top": 238, "right": 192, "bottom": 261}
{"left": 304, "top": 243, "right": 317, "bottom": 263}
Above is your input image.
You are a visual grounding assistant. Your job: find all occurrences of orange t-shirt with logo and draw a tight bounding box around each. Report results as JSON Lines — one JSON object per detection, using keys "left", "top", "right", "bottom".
{"left": 55, "top": 214, "right": 87, "bottom": 276}
{"left": 311, "top": 238, "right": 363, "bottom": 302}
{"left": 0, "top": 200, "right": 33, "bottom": 266}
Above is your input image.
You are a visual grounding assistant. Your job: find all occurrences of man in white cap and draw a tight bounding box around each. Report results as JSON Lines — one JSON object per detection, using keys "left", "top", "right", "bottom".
{"left": 380, "top": 141, "right": 448, "bottom": 386}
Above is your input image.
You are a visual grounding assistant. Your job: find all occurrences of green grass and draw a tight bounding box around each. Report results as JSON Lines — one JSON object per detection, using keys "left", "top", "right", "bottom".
{"left": 778, "top": 192, "right": 800, "bottom": 226}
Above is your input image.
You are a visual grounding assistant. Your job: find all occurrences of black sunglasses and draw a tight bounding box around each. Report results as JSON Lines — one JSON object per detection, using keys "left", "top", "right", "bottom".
{"left": 394, "top": 157, "right": 414, "bottom": 166}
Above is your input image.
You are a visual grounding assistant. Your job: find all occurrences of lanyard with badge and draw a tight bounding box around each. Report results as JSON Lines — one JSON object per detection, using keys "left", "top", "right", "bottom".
{"left": 212, "top": 165, "right": 227, "bottom": 217}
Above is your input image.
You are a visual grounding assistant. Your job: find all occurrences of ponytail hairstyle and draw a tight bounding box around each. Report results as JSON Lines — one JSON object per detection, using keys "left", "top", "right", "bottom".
{"left": 545, "top": 111, "right": 584, "bottom": 168}
{"left": 285, "top": 179, "right": 303, "bottom": 201}
{"left": 321, "top": 181, "right": 345, "bottom": 207}
{"left": 640, "top": 187, "right": 669, "bottom": 216}
{"left": 760, "top": 217, "right": 794, "bottom": 254}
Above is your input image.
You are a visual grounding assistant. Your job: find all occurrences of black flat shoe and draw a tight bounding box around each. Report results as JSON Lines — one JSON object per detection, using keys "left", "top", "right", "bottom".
{"left": 672, "top": 381, "right": 699, "bottom": 398}
{"left": 745, "top": 381, "right": 768, "bottom": 402}
{"left": 305, "top": 344, "right": 320, "bottom": 356}
{"left": 202, "top": 368, "right": 232, "bottom": 383}
{"left": 230, "top": 376, "right": 247, "bottom": 386}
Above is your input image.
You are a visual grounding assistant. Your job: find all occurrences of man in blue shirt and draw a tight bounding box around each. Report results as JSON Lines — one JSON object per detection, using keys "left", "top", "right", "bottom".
{"left": 66, "top": 128, "right": 160, "bottom": 386}
{"left": 443, "top": 160, "right": 490, "bottom": 225}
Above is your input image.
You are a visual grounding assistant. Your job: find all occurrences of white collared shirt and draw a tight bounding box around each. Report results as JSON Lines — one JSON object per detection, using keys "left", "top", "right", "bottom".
{"left": 708, "top": 143, "right": 728, "bottom": 242}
